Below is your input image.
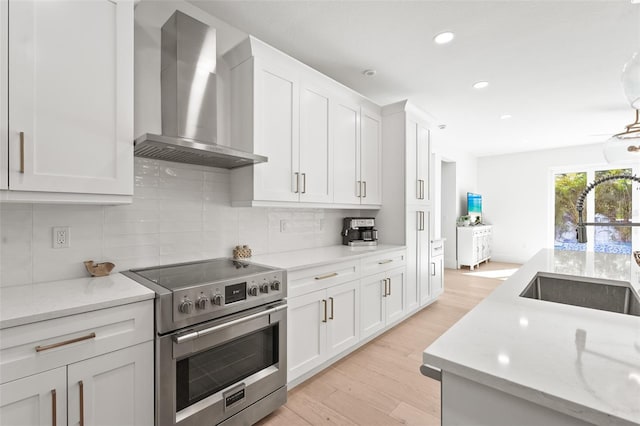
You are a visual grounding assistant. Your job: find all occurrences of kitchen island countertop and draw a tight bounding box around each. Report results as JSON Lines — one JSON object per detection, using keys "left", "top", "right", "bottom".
{"left": 249, "top": 244, "right": 406, "bottom": 271}
{"left": 423, "top": 249, "right": 640, "bottom": 426}
{"left": 0, "top": 273, "right": 155, "bottom": 329}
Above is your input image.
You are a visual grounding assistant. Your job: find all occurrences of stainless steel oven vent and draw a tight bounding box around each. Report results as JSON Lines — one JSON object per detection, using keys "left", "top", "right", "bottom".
{"left": 134, "top": 10, "right": 267, "bottom": 169}
{"left": 134, "top": 134, "right": 267, "bottom": 169}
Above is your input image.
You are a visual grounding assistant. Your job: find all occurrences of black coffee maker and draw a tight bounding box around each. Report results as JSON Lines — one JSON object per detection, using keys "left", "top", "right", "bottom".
{"left": 342, "top": 217, "right": 378, "bottom": 246}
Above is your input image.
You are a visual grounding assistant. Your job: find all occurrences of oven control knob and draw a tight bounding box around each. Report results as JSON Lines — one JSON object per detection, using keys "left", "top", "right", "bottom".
{"left": 178, "top": 299, "right": 194, "bottom": 314}
{"left": 195, "top": 296, "right": 208, "bottom": 310}
{"left": 270, "top": 280, "right": 281, "bottom": 291}
{"left": 211, "top": 294, "right": 223, "bottom": 306}
{"left": 259, "top": 283, "right": 269, "bottom": 294}
{"left": 248, "top": 285, "right": 259, "bottom": 296}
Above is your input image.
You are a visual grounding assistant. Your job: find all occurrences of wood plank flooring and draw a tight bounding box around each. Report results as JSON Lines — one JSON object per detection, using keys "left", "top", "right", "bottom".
{"left": 257, "top": 261, "right": 520, "bottom": 426}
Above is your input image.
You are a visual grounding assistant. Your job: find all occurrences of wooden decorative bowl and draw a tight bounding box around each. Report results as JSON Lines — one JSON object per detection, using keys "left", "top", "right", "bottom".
{"left": 84, "top": 260, "right": 115, "bottom": 277}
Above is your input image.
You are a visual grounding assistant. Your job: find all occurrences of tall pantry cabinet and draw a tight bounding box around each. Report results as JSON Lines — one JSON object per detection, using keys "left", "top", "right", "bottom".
{"left": 377, "top": 100, "right": 442, "bottom": 314}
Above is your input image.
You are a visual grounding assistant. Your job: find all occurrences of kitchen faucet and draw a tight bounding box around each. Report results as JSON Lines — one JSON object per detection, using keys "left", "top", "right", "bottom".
{"left": 576, "top": 174, "right": 640, "bottom": 243}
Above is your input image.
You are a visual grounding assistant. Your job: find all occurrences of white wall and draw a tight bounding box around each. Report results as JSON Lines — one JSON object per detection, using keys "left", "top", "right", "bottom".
{"left": 0, "top": 159, "right": 353, "bottom": 286}
{"left": 477, "top": 143, "right": 608, "bottom": 264}
{"left": 0, "top": 1, "right": 357, "bottom": 287}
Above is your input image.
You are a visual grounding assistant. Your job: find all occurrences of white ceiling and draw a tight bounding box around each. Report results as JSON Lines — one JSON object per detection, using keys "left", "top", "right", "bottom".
{"left": 190, "top": 0, "right": 640, "bottom": 158}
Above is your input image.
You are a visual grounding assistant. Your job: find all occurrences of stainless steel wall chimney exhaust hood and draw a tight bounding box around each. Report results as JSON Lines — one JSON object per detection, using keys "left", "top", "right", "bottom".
{"left": 134, "top": 11, "right": 267, "bottom": 169}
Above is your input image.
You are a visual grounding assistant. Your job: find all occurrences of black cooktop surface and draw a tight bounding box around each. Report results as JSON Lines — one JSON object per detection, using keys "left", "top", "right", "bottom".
{"left": 131, "top": 258, "right": 275, "bottom": 290}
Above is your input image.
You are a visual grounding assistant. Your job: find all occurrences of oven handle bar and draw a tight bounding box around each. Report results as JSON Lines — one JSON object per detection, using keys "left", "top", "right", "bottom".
{"left": 173, "top": 304, "right": 287, "bottom": 344}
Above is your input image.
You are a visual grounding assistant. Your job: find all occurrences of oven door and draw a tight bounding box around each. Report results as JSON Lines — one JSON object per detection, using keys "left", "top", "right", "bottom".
{"left": 157, "top": 302, "right": 287, "bottom": 426}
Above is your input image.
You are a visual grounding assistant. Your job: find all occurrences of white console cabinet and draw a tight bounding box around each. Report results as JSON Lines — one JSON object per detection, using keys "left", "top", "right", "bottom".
{"left": 456, "top": 225, "right": 493, "bottom": 270}
{"left": 0, "top": 301, "right": 153, "bottom": 425}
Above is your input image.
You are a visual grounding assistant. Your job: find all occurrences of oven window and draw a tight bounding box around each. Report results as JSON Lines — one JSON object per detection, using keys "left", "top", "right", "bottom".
{"left": 175, "top": 324, "right": 279, "bottom": 412}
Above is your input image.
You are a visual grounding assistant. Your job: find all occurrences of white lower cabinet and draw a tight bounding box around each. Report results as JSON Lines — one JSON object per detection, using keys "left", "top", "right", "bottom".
{"left": 0, "top": 301, "right": 154, "bottom": 425}
{"left": 287, "top": 280, "right": 359, "bottom": 383}
{"left": 360, "top": 266, "right": 406, "bottom": 339}
{"left": 0, "top": 366, "right": 67, "bottom": 426}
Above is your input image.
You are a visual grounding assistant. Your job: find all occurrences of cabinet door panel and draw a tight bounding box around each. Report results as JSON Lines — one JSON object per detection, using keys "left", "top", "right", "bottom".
{"left": 333, "top": 98, "right": 360, "bottom": 204}
{"left": 67, "top": 342, "right": 153, "bottom": 426}
{"left": 299, "top": 83, "right": 332, "bottom": 203}
{"left": 254, "top": 61, "right": 299, "bottom": 202}
{"left": 0, "top": 366, "right": 66, "bottom": 426}
{"left": 386, "top": 269, "right": 406, "bottom": 324}
{"left": 431, "top": 255, "right": 444, "bottom": 297}
{"left": 0, "top": 0, "right": 7, "bottom": 190}
{"left": 406, "top": 208, "right": 420, "bottom": 312}
{"left": 360, "top": 108, "right": 382, "bottom": 205}
{"left": 287, "top": 290, "right": 327, "bottom": 382}
{"left": 8, "top": 0, "right": 133, "bottom": 195}
{"left": 417, "top": 124, "right": 430, "bottom": 203}
{"left": 360, "top": 273, "right": 385, "bottom": 339}
{"left": 419, "top": 211, "right": 431, "bottom": 305}
{"left": 326, "top": 280, "right": 359, "bottom": 357}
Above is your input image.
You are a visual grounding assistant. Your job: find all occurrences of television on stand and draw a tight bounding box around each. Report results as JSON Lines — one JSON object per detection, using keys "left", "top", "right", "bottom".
{"left": 467, "top": 192, "right": 482, "bottom": 224}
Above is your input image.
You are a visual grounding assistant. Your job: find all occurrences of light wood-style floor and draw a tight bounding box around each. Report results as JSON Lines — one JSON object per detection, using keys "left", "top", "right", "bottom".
{"left": 256, "top": 261, "right": 521, "bottom": 426}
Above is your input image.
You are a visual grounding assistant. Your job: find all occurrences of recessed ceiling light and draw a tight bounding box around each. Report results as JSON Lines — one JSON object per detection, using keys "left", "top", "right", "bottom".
{"left": 500, "top": 114, "right": 512, "bottom": 120}
{"left": 473, "top": 81, "right": 489, "bottom": 89}
{"left": 434, "top": 31, "right": 455, "bottom": 45}
{"left": 362, "top": 69, "right": 377, "bottom": 77}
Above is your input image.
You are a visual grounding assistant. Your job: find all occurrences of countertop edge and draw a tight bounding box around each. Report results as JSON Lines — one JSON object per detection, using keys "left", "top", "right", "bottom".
{"left": 250, "top": 244, "right": 407, "bottom": 271}
{"left": 422, "top": 352, "right": 635, "bottom": 426}
{"left": 0, "top": 292, "right": 155, "bottom": 330}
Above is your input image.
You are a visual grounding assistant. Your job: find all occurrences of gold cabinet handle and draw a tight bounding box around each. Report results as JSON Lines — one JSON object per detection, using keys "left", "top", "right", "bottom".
{"left": 35, "top": 332, "right": 96, "bottom": 352}
{"left": 363, "top": 181, "right": 367, "bottom": 198}
{"left": 294, "top": 172, "right": 300, "bottom": 193}
{"left": 420, "top": 180, "right": 425, "bottom": 199}
{"left": 329, "top": 297, "right": 334, "bottom": 320}
{"left": 431, "top": 262, "right": 436, "bottom": 276}
{"left": 377, "top": 259, "right": 393, "bottom": 265}
{"left": 416, "top": 211, "right": 421, "bottom": 231}
{"left": 301, "top": 173, "right": 306, "bottom": 194}
{"left": 416, "top": 180, "right": 421, "bottom": 200}
{"left": 51, "top": 389, "right": 57, "bottom": 426}
{"left": 19, "top": 132, "right": 25, "bottom": 173}
{"left": 79, "top": 380, "right": 84, "bottom": 426}
{"left": 315, "top": 272, "right": 337, "bottom": 280}
{"left": 387, "top": 278, "right": 392, "bottom": 296}
{"left": 382, "top": 278, "right": 388, "bottom": 297}
{"left": 321, "top": 299, "right": 327, "bottom": 323}
{"left": 357, "top": 180, "right": 361, "bottom": 197}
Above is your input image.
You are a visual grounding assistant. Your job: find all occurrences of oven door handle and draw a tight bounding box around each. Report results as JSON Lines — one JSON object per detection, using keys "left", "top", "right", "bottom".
{"left": 173, "top": 304, "right": 287, "bottom": 344}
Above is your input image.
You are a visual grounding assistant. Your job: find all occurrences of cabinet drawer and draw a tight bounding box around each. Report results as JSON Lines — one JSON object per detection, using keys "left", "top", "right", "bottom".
{"left": 288, "top": 260, "right": 359, "bottom": 298}
{"left": 360, "top": 250, "right": 406, "bottom": 277}
{"left": 0, "top": 300, "right": 153, "bottom": 384}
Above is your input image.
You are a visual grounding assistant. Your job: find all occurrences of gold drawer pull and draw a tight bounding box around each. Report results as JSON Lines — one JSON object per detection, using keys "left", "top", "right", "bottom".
{"left": 315, "top": 272, "right": 338, "bottom": 280}
{"left": 51, "top": 389, "right": 57, "bottom": 426}
{"left": 19, "top": 132, "right": 25, "bottom": 173}
{"left": 35, "top": 332, "right": 96, "bottom": 352}
{"left": 377, "top": 259, "right": 393, "bottom": 265}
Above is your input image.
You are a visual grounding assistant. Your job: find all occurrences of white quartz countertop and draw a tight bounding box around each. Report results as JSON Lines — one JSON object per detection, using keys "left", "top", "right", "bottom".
{"left": 249, "top": 244, "right": 406, "bottom": 271}
{"left": 0, "top": 273, "right": 155, "bottom": 329}
{"left": 423, "top": 249, "right": 640, "bottom": 426}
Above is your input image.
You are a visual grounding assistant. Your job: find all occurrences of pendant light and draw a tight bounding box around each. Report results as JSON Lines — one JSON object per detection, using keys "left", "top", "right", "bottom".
{"left": 603, "top": 52, "right": 640, "bottom": 164}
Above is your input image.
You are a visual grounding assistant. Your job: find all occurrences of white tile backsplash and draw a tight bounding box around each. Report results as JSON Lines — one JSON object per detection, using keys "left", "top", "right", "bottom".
{"left": 0, "top": 158, "right": 361, "bottom": 286}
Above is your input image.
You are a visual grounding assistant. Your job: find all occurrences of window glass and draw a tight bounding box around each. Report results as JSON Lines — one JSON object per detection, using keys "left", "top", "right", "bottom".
{"left": 554, "top": 172, "right": 587, "bottom": 252}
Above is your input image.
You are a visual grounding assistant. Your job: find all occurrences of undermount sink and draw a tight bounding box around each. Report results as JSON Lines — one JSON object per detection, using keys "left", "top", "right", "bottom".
{"left": 520, "top": 273, "right": 640, "bottom": 317}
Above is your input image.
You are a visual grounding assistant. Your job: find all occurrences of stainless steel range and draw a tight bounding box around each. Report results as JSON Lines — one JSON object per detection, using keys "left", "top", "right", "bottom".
{"left": 123, "top": 258, "right": 287, "bottom": 426}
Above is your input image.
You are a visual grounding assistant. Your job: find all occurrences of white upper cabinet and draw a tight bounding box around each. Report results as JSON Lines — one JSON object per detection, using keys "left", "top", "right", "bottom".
{"left": 0, "top": 0, "right": 7, "bottom": 191}
{"left": 333, "top": 97, "right": 382, "bottom": 207}
{"left": 332, "top": 95, "right": 361, "bottom": 204}
{"left": 225, "top": 36, "right": 380, "bottom": 208}
{"left": 360, "top": 106, "right": 382, "bottom": 205}
{"left": 299, "top": 73, "right": 332, "bottom": 203}
{"left": 2, "top": 0, "right": 133, "bottom": 203}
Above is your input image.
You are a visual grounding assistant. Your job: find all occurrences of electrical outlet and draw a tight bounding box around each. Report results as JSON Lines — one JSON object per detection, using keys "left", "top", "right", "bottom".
{"left": 52, "top": 226, "right": 70, "bottom": 249}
